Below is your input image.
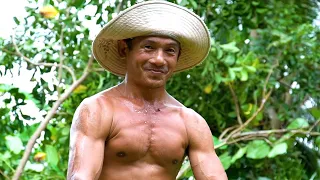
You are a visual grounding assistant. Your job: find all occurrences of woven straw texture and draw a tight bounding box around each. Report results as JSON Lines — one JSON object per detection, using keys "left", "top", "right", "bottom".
{"left": 92, "top": 0, "right": 210, "bottom": 76}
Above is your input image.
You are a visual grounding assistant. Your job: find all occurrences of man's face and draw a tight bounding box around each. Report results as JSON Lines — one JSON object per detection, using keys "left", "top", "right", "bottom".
{"left": 121, "top": 36, "right": 180, "bottom": 88}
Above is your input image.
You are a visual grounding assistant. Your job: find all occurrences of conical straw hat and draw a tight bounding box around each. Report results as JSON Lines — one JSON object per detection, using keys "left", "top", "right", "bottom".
{"left": 92, "top": 0, "right": 210, "bottom": 76}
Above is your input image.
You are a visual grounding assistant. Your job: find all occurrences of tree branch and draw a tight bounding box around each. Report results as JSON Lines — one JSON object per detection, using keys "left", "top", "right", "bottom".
{"left": 228, "top": 83, "right": 243, "bottom": 125}
{"left": 12, "top": 56, "right": 94, "bottom": 180}
{"left": 219, "top": 125, "right": 238, "bottom": 140}
{"left": 9, "top": 35, "right": 77, "bottom": 82}
{"left": 57, "top": 8, "right": 70, "bottom": 97}
{"left": 0, "top": 169, "right": 10, "bottom": 180}
{"left": 224, "top": 89, "right": 272, "bottom": 141}
{"left": 57, "top": 26, "right": 65, "bottom": 97}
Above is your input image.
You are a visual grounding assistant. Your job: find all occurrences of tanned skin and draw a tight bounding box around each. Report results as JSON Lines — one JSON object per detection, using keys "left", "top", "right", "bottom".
{"left": 67, "top": 36, "right": 228, "bottom": 180}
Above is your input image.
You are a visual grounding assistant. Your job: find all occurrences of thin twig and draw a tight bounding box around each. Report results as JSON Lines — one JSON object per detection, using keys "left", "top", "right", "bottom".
{"left": 308, "top": 119, "right": 320, "bottom": 133}
{"left": 12, "top": 56, "right": 94, "bottom": 180}
{"left": 228, "top": 83, "right": 243, "bottom": 125}
{"left": 92, "top": 68, "right": 106, "bottom": 72}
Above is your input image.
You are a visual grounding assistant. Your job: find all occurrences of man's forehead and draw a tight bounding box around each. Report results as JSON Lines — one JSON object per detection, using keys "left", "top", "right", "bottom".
{"left": 132, "top": 35, "right": 180, "bottom": 46}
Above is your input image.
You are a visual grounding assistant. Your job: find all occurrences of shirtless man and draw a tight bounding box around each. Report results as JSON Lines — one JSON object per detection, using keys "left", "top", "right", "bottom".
{"left": 67, "top": 1, "right": 227, "bottom": 180}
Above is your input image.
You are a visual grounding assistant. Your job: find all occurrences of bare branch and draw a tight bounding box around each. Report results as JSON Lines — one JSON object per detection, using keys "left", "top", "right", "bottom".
{"left": 238, "top": 129, "right": 320, "bottom": 137}
{"left": 12, "top": 56, "right": 94, "bottom": 180}
{"left": 228, "top": 83, "right": 243, "bottom": 125}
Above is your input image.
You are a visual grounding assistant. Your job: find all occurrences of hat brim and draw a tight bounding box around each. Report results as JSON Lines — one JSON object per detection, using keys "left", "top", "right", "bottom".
{"left": 92, "top": 1, "right": 210, "bottom": 77}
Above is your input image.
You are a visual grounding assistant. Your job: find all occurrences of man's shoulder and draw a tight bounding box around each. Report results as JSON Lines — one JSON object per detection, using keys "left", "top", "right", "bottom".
{"left": 167, "top": 95, "right": 202, "bottom": 119}
{"left": 80, "top": 86, "right": 118, "bottom": 107}
{"left": 72, "top": 87, "right": 116, "bottom": 135}
{"left": 174, "top": 103, "right": 207, "bottom": 128}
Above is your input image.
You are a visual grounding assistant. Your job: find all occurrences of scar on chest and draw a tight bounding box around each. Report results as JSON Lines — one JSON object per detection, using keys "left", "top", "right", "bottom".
{"left": 116, "top": 151, "right": 126, "bottom": 157}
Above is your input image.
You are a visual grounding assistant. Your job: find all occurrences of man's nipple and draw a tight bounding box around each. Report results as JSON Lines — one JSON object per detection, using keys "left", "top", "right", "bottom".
{"left": 116, "top": 151, "right": 126, "bottom": 157}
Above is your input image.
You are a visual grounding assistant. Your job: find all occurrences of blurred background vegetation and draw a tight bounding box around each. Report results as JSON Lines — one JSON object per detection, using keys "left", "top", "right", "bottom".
{"left": 0, "top": 0, "right": 320, "bottom": 179}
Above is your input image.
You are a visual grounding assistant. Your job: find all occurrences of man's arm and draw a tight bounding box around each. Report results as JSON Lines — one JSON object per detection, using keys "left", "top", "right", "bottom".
{"left": 184, "top": 109, "right": 227, "bottom": 180}
{"left": 67, "top": 96, "right": 113, "bottom": 180}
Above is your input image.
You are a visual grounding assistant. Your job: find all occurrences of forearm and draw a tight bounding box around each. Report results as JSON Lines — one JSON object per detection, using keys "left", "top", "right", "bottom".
{"left": 190, "top": 152, "right": 228, "bottom": 180}
{"left": 68, "top": 173, "right": 98, "bottom": 180}
{"left": 191, "top": 163, "right": 228, "bottom": 180}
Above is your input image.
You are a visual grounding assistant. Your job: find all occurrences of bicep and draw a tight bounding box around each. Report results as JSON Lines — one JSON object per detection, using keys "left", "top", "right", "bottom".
{"left": 68, "top": 131, "right": 105, "bottom": 179}
{"left": 186, "top": 110, "right": 227, "bottom": 180}
{"left": 67, "top": 98, "right": 112, "bottom": 179}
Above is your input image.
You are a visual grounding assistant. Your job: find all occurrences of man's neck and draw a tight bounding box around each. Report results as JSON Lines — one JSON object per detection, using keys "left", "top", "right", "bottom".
{"left": 117, "top": 79, "right": 168, "bottom": 105}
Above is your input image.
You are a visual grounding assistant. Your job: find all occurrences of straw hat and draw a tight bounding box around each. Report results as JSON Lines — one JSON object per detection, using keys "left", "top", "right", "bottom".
{"left": 92, "top": 0, "right": 210, "bottom": 76}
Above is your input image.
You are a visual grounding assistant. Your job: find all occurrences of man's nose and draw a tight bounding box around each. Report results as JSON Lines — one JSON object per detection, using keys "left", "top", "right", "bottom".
{"left": 150, "top": 50, "right": 165, "bottom": 66}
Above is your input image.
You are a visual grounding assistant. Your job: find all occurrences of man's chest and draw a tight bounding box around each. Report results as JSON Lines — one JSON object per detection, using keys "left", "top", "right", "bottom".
{"left": 104, "top": 108, "right": 188, "bottom": 166}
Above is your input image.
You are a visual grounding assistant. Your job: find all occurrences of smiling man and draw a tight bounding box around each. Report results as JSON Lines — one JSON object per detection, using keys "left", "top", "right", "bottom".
{"left": 67, "top": 1, "right": 227, "bottom": 180}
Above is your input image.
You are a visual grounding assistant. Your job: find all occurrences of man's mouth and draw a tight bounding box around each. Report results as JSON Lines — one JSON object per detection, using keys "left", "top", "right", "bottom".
{"left": 145, "top": 68, "right": 167, "bottom": 74}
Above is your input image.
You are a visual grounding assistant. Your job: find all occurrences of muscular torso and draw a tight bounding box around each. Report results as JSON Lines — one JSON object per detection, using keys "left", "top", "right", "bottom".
{"left": 98, "top": 91, "right": 189, "bottom": 180}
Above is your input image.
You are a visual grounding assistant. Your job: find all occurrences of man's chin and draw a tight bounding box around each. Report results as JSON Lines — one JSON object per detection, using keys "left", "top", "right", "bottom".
{"left": 143, "top": 78, "right": 166, "bottom": 89}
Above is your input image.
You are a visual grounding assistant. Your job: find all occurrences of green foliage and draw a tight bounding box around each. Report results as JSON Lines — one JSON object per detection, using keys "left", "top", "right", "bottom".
{"left": 0, "top": 0, "right": 320, "bottom": 179}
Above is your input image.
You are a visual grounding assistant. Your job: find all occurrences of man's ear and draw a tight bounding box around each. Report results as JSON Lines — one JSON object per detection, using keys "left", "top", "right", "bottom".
{"left": 118, "top": 40, "right": 128, "bottom": 58}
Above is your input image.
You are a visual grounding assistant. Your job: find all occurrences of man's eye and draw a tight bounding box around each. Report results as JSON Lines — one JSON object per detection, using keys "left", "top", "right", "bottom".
{"left": 144, "top": 45, "right": 152, "bottom": 49}
{"left": 167, "top": 49, "right": 176, "bottom": 53}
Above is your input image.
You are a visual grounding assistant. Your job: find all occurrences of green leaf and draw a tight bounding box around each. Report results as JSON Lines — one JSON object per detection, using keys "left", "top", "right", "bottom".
{"left": 219, "top": 152, "right": 232, "bottom": 170}
{"left": 216, "top": 46, "right": 223, "bottom": 59}
{"left": 5, "top": 136, "right": 23, "bottom": 154}
{"left": 256, "top": 8, "right": 268, "bottom": 14}
{"left": 246, "top": 140, "right": 270, "bottom": 159}
{"left": 287, "top": 118, "right": 309, "bottom": 129}
{"left": 188, "top": 0, "right": 198, "bottom": 9}
{"left": 184, "top": 96, "right": 194, "bottom": 107}
{"left": 309, "top": 108, "right": 320, "bottom": 119}
{"left": 61, "top": 127, "right": 70, "bottom": 136}
{"left": 220, "top": 42, "right": 240, "bottom": 53}
{"left": 228, "top": 68, "right": 236, "bottom": 81}
{"left": 240, "top": 69, "right": 248, "bottom": 81}
{"left": 268, "top": 143, "right": 288, "bottom": 158}
{"left": 13, "top": 17, "right": 20, "bottom": 25}
{"left": 224, "top": 54, "right": 235, "bottom": 65}
{"left": 72, "top": 0, "right": 86, "bottom": 7}
{"left": 231, "top": 147, "right": 247, "bottom": 163}
{"left": 45, "top": 145, "right": 59, "bottom": 167}
{"left": 245, "top": 66, "right": 256, "bottom": 73}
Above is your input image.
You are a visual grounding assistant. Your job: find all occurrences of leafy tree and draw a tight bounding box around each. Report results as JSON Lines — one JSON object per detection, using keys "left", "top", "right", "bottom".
{"left": 0, "top": 0, "right": 319, "bottom": 179}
